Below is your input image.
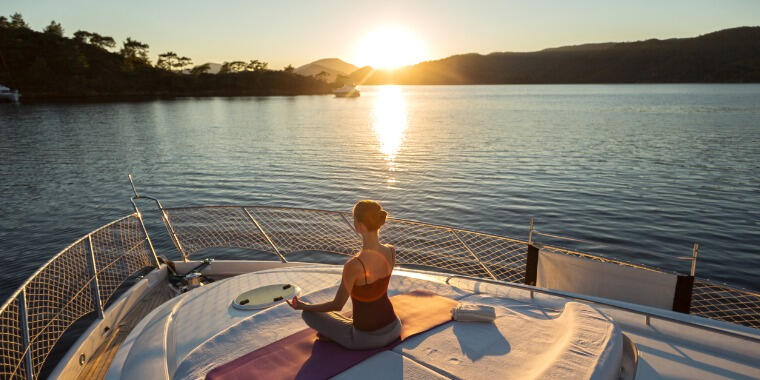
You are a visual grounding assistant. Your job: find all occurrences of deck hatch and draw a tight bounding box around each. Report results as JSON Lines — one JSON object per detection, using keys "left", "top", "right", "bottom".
{"left": 232, "top": 284, "right": 301, "bottom": 310}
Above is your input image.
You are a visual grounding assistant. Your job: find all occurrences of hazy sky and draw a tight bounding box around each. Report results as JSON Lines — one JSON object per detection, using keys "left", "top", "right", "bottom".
{"left": 4, "top": 0, "right": 759, "bottom": 69}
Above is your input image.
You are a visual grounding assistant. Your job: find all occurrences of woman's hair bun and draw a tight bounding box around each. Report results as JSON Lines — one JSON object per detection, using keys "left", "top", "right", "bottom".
{"left": 377, "top": 209, "right": 388, "bottom": 224}
{"left": 353, "top": 200, "right": 387, "bottom": 231}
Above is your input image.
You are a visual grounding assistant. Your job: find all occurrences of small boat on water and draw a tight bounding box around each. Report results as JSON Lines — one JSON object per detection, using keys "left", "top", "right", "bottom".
{"left": 1, "top": 178, "right": 759, "bottom": 379}
{"left": 0, "top": 84, "right": 20, "bottom": 103}
{"left": 334, "top": 84, "right": 360, "bottom": 97}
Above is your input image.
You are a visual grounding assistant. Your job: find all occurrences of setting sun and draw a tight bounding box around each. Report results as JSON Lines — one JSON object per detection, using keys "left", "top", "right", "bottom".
{"left": 353, "top": 25, "right": 428, "bottom": 69}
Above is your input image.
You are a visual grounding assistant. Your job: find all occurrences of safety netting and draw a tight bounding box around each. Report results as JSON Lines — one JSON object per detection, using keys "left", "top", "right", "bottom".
{"left": 2, "top": 205, "right": 759, "bottom": 380}
{"left": 163, "top": 205, "right": 760, "bottom": 330}
{"left": 0, "top": 214, "right": 157, "bottom": 379}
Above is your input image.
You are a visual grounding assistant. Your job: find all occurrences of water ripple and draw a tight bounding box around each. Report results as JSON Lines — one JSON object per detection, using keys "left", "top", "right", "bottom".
{"left": 0, "top": 84, "right": 759, "bottom": 297}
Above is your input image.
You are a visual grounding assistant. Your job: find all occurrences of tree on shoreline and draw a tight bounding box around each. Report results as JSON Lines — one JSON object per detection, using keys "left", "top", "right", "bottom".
{"left": 219, "top": 61, "right": 244, "bottom": 73}
{"left": 10, "top": 13, "right": 28, "bottom": 29}
{"left": 120, "top": 37, "right": 151, "bottom": 70}
{"left": 157, "top": 51, "right": 193, "bottom": 72}
{"left": 247, "top": 60, "right": 268, "bottom": 72}
{"left": 315, "top": 71, "right": 330, "bottom": 82}
{"left": 73, "top": 30, "right": 116, "bottom": 50}
{"left": 43, "top": 21, "right": 64, "bottom": 37}
{"left": 190, "top": 63, "right": 211, "bottom": 75}
{"left": 219, "top": 60, "right": 269, "bottom": 74}
{"left": 90, "top": 34, "right": 116, "bottom": 50}
{"left": 73, "top": 30, "right": 92, "bottom": 42}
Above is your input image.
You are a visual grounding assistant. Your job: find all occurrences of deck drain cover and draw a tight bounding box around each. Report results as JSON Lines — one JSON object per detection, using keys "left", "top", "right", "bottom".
{"left": 232, "top": 283, "right": 301, "bottom": 310}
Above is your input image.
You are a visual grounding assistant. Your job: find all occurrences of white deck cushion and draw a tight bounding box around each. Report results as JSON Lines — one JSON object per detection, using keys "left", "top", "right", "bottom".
{"left": 112, "top": 268, "right": 622, "bottom": 380}
{"left": 393, "top": 297, "right": 622, "bottom": 380}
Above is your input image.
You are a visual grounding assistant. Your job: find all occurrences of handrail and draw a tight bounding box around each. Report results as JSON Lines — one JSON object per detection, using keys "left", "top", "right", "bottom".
{"left": 242, "top": 207, "right": 287, "bottom": 263}
{"left": 163, "top": 204, "right": 546, "bottom": 244}
{"left": 444, "top": 274, "right": 760, "bottom": 344}
{"left": 450, "top": 229, "right": 497, "bottom": 280}
{"left": 158, "top": 204, "right": 760, "bottom": 295}
{"left": 161, "top": 204, "right": 674, "bottom": 275}
{"left": 128, "top": 174, "right": 161, "bottom": 267}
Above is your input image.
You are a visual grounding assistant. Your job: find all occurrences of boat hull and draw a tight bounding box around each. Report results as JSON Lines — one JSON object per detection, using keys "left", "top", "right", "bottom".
{"left": 0, "top": 92, "right": 20, "bottom": 103}
{"left": 334, "top": 91, "right": 359, "bottom": 97}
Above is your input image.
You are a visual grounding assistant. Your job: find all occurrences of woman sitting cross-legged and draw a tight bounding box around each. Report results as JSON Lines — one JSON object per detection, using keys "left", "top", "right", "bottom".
{"left": 286, "top": 200, "right": 401, "bottom": 350}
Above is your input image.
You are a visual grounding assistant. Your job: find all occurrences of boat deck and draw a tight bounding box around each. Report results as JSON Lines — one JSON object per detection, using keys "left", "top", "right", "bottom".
{"left": 77, "top": 284, "right": 175, "bottom": 380}
{"left": 101, "top": 265, "right": 760, "bottom": 379}
{"left": 106, "top": 266, "right": 630, "bottom": 379}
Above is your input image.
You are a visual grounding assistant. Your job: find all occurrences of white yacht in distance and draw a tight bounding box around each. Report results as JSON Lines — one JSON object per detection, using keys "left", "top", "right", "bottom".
{"left": 1, "top": 178, "right": 759, "bottom": 379}
{"left": 334, "top": 84, "right": 360, "bottom": 97}
{"left": 0, "top": 84, "right": 20, "bottom": 103}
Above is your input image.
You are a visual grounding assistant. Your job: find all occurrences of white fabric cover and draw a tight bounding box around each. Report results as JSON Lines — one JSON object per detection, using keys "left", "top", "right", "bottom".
{"left": 537, "top": 250, "right": 677, "bottom": 309}
{"left": 393, "top": 296, "right": 622, "bottom": 380}
{"left": 111, "top": 267, "right": 622, "bottom": 380}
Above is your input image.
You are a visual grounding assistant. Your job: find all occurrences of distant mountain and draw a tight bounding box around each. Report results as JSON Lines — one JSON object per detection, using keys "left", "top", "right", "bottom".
{"left": 539, "top": 42, "right": 618, "bottom": 53}
{"left": 295, "top": 58, "right": 357, "bottom": 82}
{"left": 350, "top": 27, "right": 760, "bottom": 84}
{"left": 196, "top": 62, "right": 223, "bottom": 74}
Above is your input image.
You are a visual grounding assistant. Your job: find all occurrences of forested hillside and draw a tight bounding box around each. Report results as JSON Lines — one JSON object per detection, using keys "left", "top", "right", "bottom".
{"left": 0, "top": 14, "right": 334, "bottom": 100}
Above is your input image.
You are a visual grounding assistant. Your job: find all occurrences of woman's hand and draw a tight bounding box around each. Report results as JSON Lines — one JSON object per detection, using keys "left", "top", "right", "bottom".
{"left": 286, "top": 295, "right": 303, "bottom": 310}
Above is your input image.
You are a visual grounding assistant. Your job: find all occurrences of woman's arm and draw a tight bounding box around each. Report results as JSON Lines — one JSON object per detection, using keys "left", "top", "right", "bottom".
{"left": 287, "top": 260, "right": 355, "bottom": 312}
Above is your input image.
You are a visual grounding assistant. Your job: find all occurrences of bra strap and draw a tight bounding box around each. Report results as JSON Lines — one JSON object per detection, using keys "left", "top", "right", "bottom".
{"left": 355, "top": 257, "right": 369, "bottom": 285}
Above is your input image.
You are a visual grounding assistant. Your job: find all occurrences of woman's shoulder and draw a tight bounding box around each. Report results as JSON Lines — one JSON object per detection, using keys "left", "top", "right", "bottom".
{"left": 344, "top": 256, "right": 364, "bottom": 272}
{"left": 380, "top": 244, "right": 395, "bottom": 265}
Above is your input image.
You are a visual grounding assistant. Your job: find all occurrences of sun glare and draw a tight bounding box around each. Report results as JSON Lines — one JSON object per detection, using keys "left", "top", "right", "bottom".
{"left": 372, "top": 85, "right": 408, "bottom": 160}
{"left": 354, "top": 26, "right": 428, "bottom": 69}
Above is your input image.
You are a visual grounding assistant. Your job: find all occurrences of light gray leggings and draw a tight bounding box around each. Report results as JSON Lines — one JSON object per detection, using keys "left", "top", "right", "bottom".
{"left": 302, "top": 310, "right": 402, "bottom": 350}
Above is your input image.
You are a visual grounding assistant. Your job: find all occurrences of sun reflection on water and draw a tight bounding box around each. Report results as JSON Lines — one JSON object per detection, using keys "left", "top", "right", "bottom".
{"left": 371, "top": 86, "right": 408, "bottom": 186}
{"left": 372, "top": 85, "right": 408, "bottom": 158}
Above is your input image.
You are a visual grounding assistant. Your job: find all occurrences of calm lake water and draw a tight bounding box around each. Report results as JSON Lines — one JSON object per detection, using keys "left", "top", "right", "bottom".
{"left": 1, "top": 84, "right": 759, "bottom": 298}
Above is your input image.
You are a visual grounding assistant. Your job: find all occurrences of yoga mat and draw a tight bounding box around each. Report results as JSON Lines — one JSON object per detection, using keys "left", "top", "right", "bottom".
{"left": 205, "top": 290, "right": 458, "bottom": 380}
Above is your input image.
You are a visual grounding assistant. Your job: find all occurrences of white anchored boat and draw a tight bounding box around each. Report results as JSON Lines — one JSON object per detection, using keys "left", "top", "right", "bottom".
{"left": 1, "top": 177, "right": 759, "bottom": 379}
{"left": 0, "top": 84, "right": 20, "bottom": 103}
{"left": 334, "top": 84, "right": 359, "bottom": 98}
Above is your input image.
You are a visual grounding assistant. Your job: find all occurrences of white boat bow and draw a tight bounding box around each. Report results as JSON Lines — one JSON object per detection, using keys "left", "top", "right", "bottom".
{"left": 1, "top": 198, "right": 759, "bottom": 380}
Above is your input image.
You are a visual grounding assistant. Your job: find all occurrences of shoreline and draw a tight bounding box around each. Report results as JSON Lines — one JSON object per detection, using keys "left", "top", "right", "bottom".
{"left": 12, "top": 90, "right": 335, "bottom": 104}
{"left": 9, "top": 82, "right": 760, "bottom": 104}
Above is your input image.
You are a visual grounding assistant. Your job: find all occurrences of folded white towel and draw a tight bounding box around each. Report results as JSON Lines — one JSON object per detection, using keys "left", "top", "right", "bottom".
{"left": 451, "top": 303, "right": 496, "bottom": 322}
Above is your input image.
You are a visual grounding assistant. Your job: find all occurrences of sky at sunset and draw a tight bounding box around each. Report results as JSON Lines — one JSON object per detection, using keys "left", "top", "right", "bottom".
{"left": 4, "top": 0, "right": 760, "bottom": 69}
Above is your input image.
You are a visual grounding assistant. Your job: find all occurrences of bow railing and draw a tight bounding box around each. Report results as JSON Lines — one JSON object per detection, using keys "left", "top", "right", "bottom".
{"left": 1, "top": 203, "right": 759, "bottom": 380}
{"left": 0, "top": 214, "right": 158, "bottom": 380}
{"left": 161, "top": 205, "right": 760, "bottom": 329}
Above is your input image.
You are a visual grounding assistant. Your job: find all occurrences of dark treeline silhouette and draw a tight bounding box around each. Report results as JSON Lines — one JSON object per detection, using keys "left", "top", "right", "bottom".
{"left": 351, "top": 27, "right": 760, "bottom": 84}
{"left": 0, "top": 13, "right": 334, "bottom": 100}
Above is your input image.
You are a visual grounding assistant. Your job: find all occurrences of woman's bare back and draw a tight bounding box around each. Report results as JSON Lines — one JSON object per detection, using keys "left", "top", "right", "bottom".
{"left": 351, "top": 244, "right": 394, "bottom": 285}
